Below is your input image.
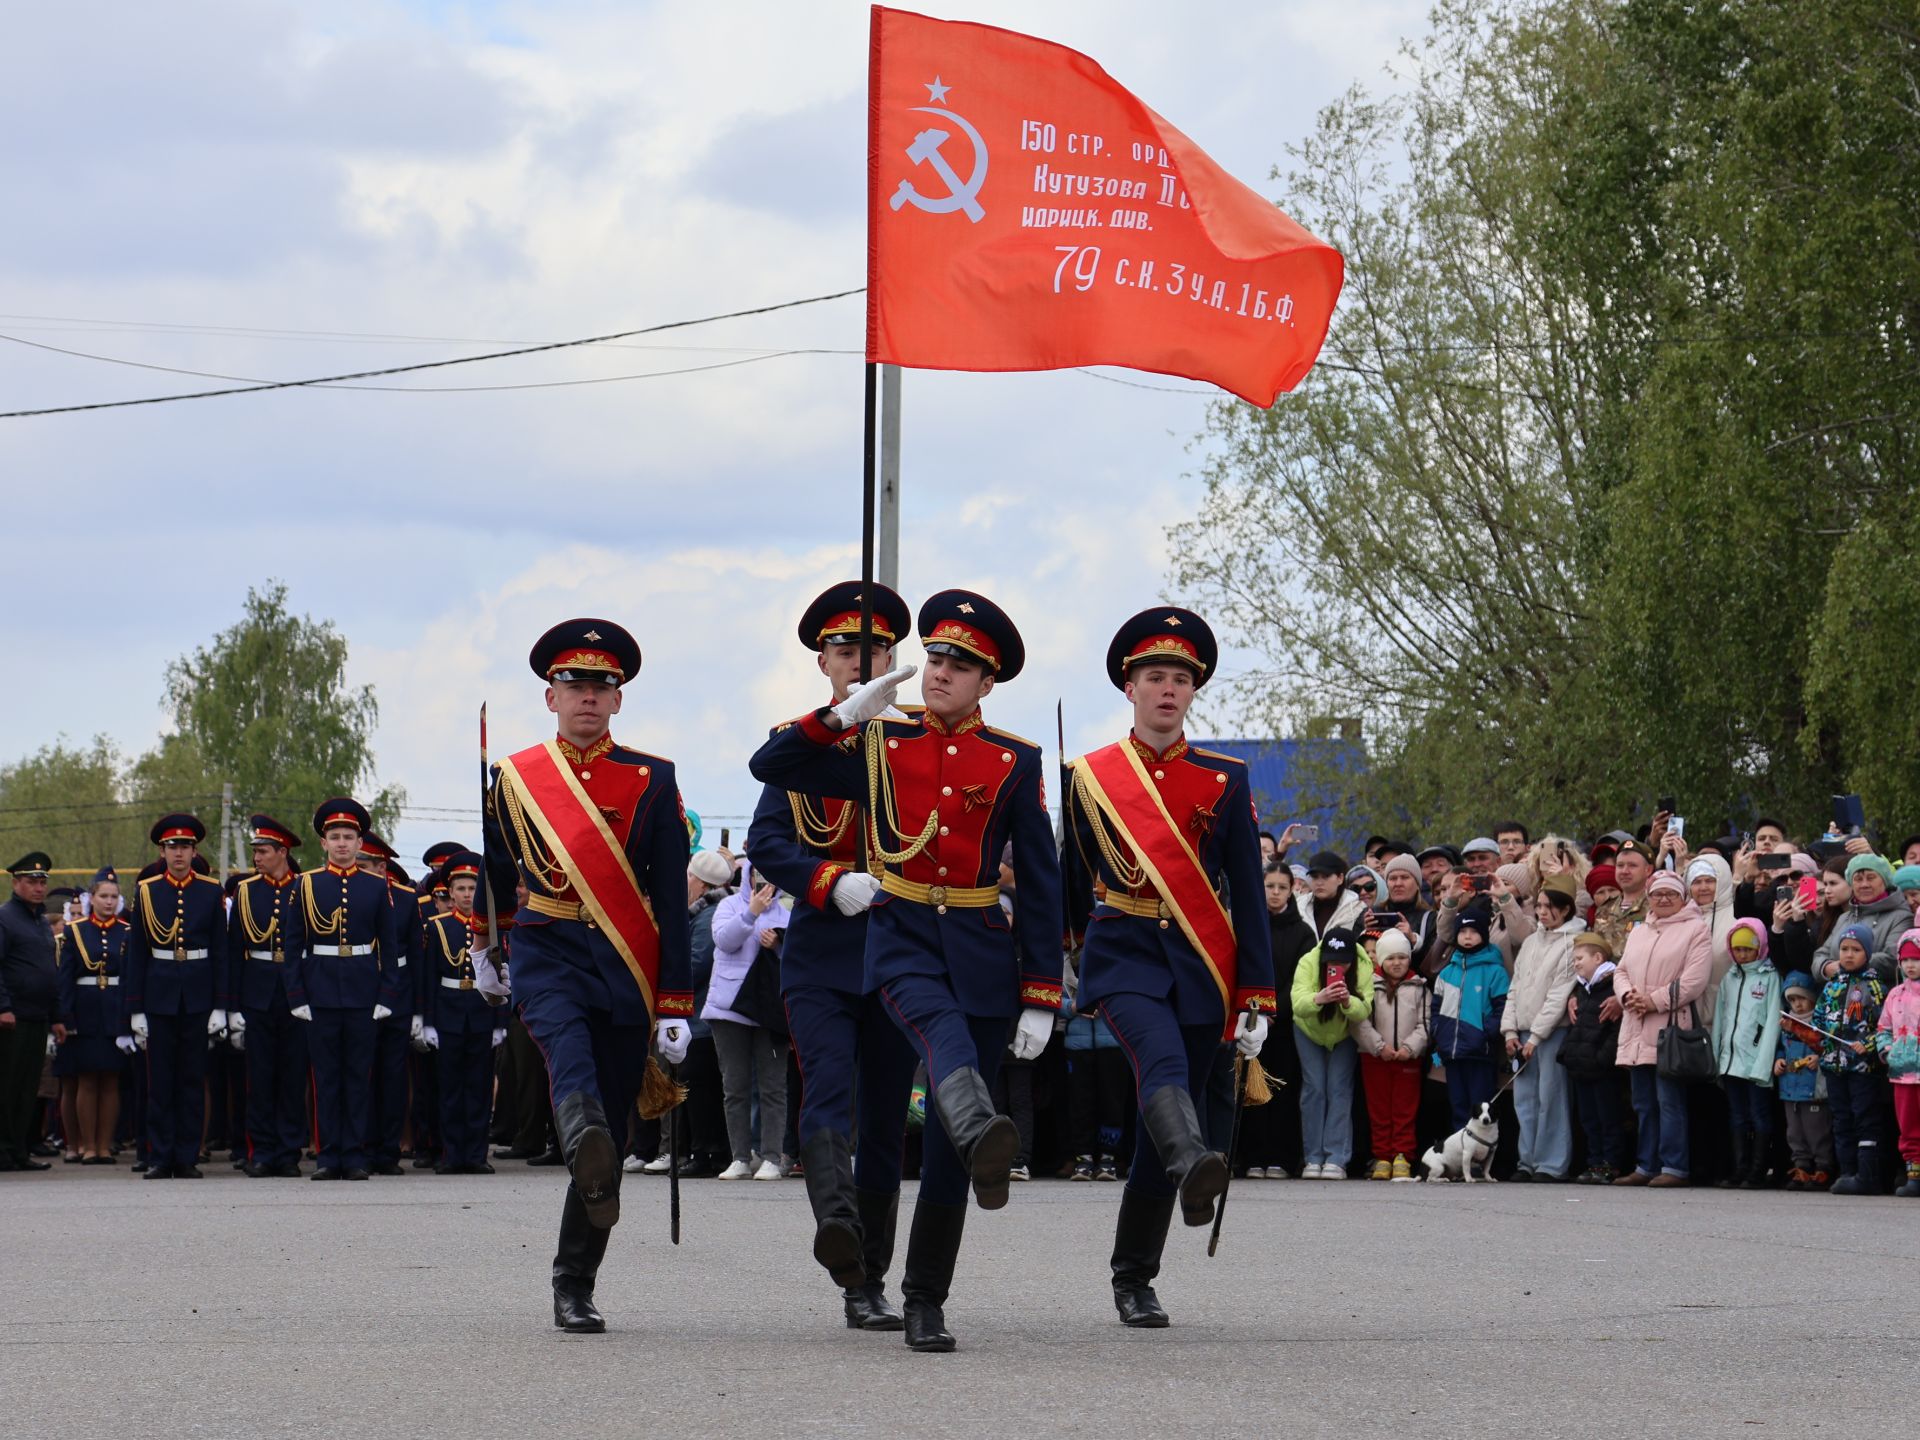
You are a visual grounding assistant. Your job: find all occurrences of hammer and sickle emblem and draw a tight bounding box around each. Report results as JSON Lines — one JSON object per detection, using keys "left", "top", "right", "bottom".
{"left": 890, "top": 105, "right": 989, "bottom": 224}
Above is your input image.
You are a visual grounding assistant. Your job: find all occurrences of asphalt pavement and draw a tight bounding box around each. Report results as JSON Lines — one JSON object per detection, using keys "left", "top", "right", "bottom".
{"left": 5, "top": 1160, "right": 1916, "bottom": 1439}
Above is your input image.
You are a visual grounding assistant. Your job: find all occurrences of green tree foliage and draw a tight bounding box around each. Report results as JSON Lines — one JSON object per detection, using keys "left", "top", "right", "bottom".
{"left": 0, "top": 738, "right": 155, "bottom": 876}
{"left": 1175, "top": 0, "right": 1919, "bottom": 840}
{"left": 161, "top": 582, "right": 403, "bottom": 837}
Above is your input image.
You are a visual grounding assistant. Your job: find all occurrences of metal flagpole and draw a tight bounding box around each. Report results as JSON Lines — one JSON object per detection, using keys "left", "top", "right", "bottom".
{"left": 878, "top": 363, "right": 902, "bottom": 588}
{"left": 858, "top": 361, "right": 878, "bottom": 684}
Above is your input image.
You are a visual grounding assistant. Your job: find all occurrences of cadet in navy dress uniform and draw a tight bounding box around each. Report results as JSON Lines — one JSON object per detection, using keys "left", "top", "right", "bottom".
{"left": 422, "top": 852, "right": 503, "bottom": 1173}
{"left": 283, "top": 799, "right": 402, "bottom": 1181}
{"left": 479, "top": 619, "right": 694, "bottom": 1334}
{"left": 408, "top": 840, "right": 464, "bottom": 1170}
{"left": 124, "top": 815, "right": 229, "bottom": 1179}
{"left": 54, "top": 866, "right": 128, "bottom": 1163}
{"left": 745, "top": 581, "right": 922, "bottom": 1330}
{"left": 1064, "top": 609, "right": 1275, "bottom": 1327}
{"left": 748, "top": 590, "right": 1064, "bottom": 1353}
{"left": 356, "top": 832, "right": 417, "bottom": 1175}
{"left": 226, "top": 815, "right": 309, "bottom": 1177}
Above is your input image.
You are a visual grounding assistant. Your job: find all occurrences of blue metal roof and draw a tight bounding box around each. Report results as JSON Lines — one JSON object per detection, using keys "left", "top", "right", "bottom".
{"left": 1191, "top": 737, "right": 1370, "bottom": 862}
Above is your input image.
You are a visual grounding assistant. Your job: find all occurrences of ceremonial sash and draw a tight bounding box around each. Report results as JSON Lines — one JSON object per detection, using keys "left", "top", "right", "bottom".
{"left": 497, "top": 741, "right": 661, "bottom": 1013}
{"left": 1075, "top": 741, "right": 1239, "bottom": 1037}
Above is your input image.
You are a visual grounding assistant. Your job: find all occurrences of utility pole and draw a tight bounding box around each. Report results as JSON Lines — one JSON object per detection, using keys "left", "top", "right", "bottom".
{"left": 877, "top": 363, "right": 902, "bottom": 588}
{"left": 219, "top": 781, "right": 234, "bottom": 882}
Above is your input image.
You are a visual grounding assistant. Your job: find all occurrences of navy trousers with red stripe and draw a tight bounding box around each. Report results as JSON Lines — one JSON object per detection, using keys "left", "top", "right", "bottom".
{"left": 1098, "top": 991, "right": 1220, "bottom": 1199}
{"left": 784, "top": 984, "right": 917, "bottom": 1192}
{"left": 878, "top": 973, "right": 1006, "bottom": 1206}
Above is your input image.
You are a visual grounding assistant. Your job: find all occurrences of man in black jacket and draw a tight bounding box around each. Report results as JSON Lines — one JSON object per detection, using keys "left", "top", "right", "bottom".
{"left": 0, "top": 853, "right": 62, "bottom": 1171}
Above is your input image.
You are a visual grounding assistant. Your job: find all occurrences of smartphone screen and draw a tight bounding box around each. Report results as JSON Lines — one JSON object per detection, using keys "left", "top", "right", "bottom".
{"left": 1325, "top": 961, "right": 1350, "bottom": 993}
{"left": 1795, "top": 875, "right": 1819, "bottom": 910}
{"left": 1757, "top": 854, "right": 1792, "bottom": 873}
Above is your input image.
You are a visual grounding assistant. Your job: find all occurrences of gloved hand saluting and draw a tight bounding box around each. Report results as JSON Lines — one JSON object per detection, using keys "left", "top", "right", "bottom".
{"left": 831, "top": 872, "right": 882, "bottom": 916}
{"left": 829, "top": 664, "right": 917, "bottom": 731}
{"left": 655, "top": 1018, "right": 690, "bottom": 1065}
{"left": 1235, "top": 1011, "right": 1270, "bottom": 1058}
{"left": 1009, "top": 1006, "right": 1054, "bottom": 1062}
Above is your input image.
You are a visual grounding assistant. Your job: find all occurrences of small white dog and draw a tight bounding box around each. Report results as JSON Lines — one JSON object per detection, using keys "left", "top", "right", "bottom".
{"left": 1422, "top": 1102, "right": 1500, "bottom": 1182}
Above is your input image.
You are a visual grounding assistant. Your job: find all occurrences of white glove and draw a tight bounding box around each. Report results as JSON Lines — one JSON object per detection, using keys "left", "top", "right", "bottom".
{"left": 410, "top": 1015, "right": 428, "bottom": 1053}
{"left": 47, "top": 1033, "right": 57, "bottom": 1058}
{"left": 291, "top": 1004, "right": 313, "bottom": 1022}
{"left": 372, "top": 1003, "right": 392, "bottom": 1021}
{"left": 130, "top": 1013, "right": 149, "bottom": 1043}
{"left": 1009, "top": 1006, "right": 1053, "bottom": 1062}
{"left": 228, "top": 1012, "right": 246, "bottom": 1041}
{"left": 830, "top": 664, "right": 918, "bottom": 730}
{"left": 208, "top": 1008, "right": 228, "bottom": 1040}
{"left": 491, "top": 1027, "right": 507, "bottom": 1048}
{"left": 655, "top": 1018, "right": 690, "bottom": 1065}
{"left": 423, "top": 1025, "right": 440, "bottom": 1050}
{"left": 116, "top": 1034, "right": 137, "bottom": 1055}
{"left": 831, "top": 872, "right": 882, "bottom": 916}
{"left": 470, "top": 945, "right": 510, "bottom": 1000}
{"left": 1235, "top": 1012, "right": 1270, "bottom": 1058}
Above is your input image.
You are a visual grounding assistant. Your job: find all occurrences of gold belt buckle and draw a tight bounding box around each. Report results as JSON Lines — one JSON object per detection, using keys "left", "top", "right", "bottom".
{"left": 273, "top": 950, "right": 284, "bottom": 964}
{"left": 96, "top": 975, "right": 108, "bottom": 989}
{"left": 174, "top": 947, "right": 187, "bottom": 963}
{"left": 1157, "top": 900, "right": 1171, "bottom": 930}
{"left": 460, "top": 978, "right": 474, "bottom": 990}
{"left": 338, "top": 943, "right": 352, "bottom": 958}
{"left": 926, "top": 884, "right": 948, "bottom": 914}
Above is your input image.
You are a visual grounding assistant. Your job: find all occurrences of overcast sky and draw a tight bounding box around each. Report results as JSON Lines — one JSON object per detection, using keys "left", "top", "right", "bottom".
{"left": 0, "top": 0, "right": 1427, "bottom": 866}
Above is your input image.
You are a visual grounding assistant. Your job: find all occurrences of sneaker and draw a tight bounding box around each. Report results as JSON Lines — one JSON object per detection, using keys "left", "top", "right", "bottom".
{"left": 751, "top": 1158, "right": 782, "bottom": 1181}
{"left": 1264, "top": 1166, "right": 1291, "bottom": 1179}
{"left": 1070, "top": 1157, "right": 1094, "bottom": 1181}
{"left": 1368, "top": 1159, "right": 1391, "bottom": 1182}
{"left": 621, "top": 1155, "right": 648, "bottom": 1174}
{"left": 1322, "top": 1164, "right": 1349, "bottom": 1181}
{"left": 717, "top": 1160, "right": 752, "bottom": 1180}
{"left": 1094, "top": 1162, "right": 1118, "bottom": 1182}
{"left": 1390, "top": 1155, "right": 1414, "bottom": 1183}
{"left": 642, "top": 1155, "right": 672, "bottom": 1174}
{"left": 1899, "top": 1164, "right": 1920, "bottom": 1199}
{"left": 1809, "top": 1170, "right": 1832, "bottom": 1188}
{"left": 1009, "top": 1164, "right": 1031, "bottom": 1182}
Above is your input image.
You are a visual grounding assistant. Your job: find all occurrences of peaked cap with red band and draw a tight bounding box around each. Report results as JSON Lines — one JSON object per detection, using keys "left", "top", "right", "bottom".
{"left": 1106, "top": 606, "right": 1217, "bottom": 691}
{"left": 797, "top": 580, "right": 911, "bottom": 653}
{"left": 247, "top": 813, "right": 301, "bottom": 851}
{"left": 149, "top": 812, "right": 207, "bottom": 846}
{"left": 918, "top": 588, "right": 1025, "bottom": 683}
{"left": 529, "top": 618, "right": 641, "bottom": 688}
{"left": 312, "top": 797, "right": 371, "bottom": 839}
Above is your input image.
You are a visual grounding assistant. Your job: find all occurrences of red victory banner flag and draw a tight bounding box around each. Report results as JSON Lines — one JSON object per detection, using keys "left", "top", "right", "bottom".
{"left": 866, "top": 6, "right": 1344, "bottom": 406}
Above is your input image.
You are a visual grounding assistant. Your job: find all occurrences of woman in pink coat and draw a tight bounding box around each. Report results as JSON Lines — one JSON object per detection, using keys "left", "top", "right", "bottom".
{"left": 1611, "top": 869, "right": 1713, "bottom": 1187}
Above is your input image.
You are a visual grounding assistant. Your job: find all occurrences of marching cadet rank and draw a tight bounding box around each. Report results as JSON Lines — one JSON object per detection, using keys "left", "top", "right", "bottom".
{"left": 356, "top": 831, "right": 417, "bottom": 1175}
{"left": 125, "top": 814, "right": 229, "bottom": 1179}
{"left": 745, "top": 581, "right": 920, "bottom": 1331}
{"left": 409, "top": 839, "right": 466, "bottom": 1170}
{"left": 748, "top": 589, "right": 1063, "bottom": 1353}
{"left": 1064, "top": 608, "right": 1276, "bottom": 1327}
{"left": 226, "top": 815, "right": 310, "bottom": 1178}
{"left": 283, "top": 798, "right": 402, "bottom": 1182}
{"left": 421, "top": 851, "right": 503, "bottom": 1174}
{"left": 54, "top": 866, "right": 129, "bottom": 1165}
{"left": 479, "top": 618, "right": 694, "bottom": 1334}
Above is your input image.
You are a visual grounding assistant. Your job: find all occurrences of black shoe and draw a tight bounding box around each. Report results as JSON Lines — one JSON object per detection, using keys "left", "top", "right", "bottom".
{"left": 1509, "top": 1168, "right": 1533, "bottom": 1183}
{"left": 82, "top": 1155, "right": 115, "bottom": 1167}
{"left": 555, "top": 1092, "right": 620, "bottom": 1228}
{"left": 801, "top": 1131, "right": 867, "bottom": 1288}
{"left": 344, "top": 1168, "right": 371, "bottom": 1181}
{"left": 142, "top": 1165, "right": 174, "bottom": 1180}
{"left": 900, "top": 1200, "right": 967, "bottom": 1353}
{"left": 174, "top": 1165, "right": 204, "bottom": 1179}
{"left": 370, "top": 1161, "right": 405, "bottom": 1177}
{"left": 411, "top": 1153, "right": 438, "bottom": 1169}
{"left": 474, "top": 1161, "right": 496, "bottom": 1175}
{"left": 493, "top": 1144, "right": 534, "bottom": 1160}
{"left": 553, "top": 1282, "right": 606, "bottom": 1333}
{"left": 274, "top": 1162, "right": 302, "bottom": 1178}
{"left": 930, "top": 1068, "right": 1018, "bottom": 1211}
{"left": 1111, "top": 1187, "right": 1176, "bottom": 1328}
{"left": 843, "top": 1187, "right": 905, "bottom": 1330}
{"left": 29, "top": 1141, "right": 58, "bottom": 1157}
{"left": 15, "top": 1157, "right": 51, "bottom": 1172}
{"left": 1140, "top": 1086, "right": 1228, "bottom": 1227}
{"left": 131, "top": 1161, "right": 149, "bottom": 1174}
{"left": 526, "top": 1146, "right": 566, "bottom": 1167}
{"left": 310, "top": 1167, "right": 341, "bottom": 1181}
{"left": 434, "top": 1163, "right": 457, "bottom": 1175}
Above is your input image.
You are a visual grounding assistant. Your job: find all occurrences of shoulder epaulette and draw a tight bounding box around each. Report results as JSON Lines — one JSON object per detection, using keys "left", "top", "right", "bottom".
{"left": 984, "top": 725, "right": 1039, "bottom": 750}
{"left": 390, "top": 881, "right": 416, "bottom": 896}
{"left": 192, "top": 873, "right": 224, "bottom": 888}
{"left": 611, "top": 744, "right": 672, "bottom": 768}
{"left": 1189, "top": 747, "right": 1246, "bottom": 767}
{"left": 137, "top": 872, "right": 162, "bottom": 888}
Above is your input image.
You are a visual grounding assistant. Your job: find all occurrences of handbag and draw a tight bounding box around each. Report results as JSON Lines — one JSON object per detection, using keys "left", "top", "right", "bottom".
{"left": 1655, "top": 979, "right": 1714, "bottom": 1082}
{"left": 728, "top": 943, "right": 790, "bottom": 1041}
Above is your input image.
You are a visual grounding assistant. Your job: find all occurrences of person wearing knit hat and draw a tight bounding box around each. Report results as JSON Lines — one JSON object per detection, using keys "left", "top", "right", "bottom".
{"left": 1349, "top": 926, "right": 1427, "bottom": 1181}
{"left": 1611, "top": 863, "right": 1712, "bottom": 1187}
{"left": 1496, "top": 863, "right": 1533, "bottom": 901}
{"left": 1810, "top": 849, "right": 1911, "bottom": 983}
{"left": 1344, "top": 864, "right": 1388, "bottom": 915}
{"left": 1646, "top": 868, "right": 1686, "bottom": 897}
{"left": 1460, "top": 837, "right": 1501, "bottom": 876}
{"left": 1883, "top": 928, "right": 1920, "bottom": 1196}
{"left": 1777, "top": 970, "right": 1835, "bottom": 1188}
{"left": 1431, "top": 899, "right": 1509, "bottom": 1136}
{"left": 1710, "top": 918, "right": 1781, "bottom": 1188}
{"left": 1377, "top": 852, "right": 1437, "bottom": 972}
{"left": 1816, "top": 919, "right": 1894, "bottom": 1195}
{"left": 1892, "top": 865, "right": 1920, "bottom": 915}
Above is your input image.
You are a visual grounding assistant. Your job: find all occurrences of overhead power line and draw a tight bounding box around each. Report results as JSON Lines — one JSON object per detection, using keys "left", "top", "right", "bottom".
{"left": 0, "top": 287, "right": 865, "bottom": 420}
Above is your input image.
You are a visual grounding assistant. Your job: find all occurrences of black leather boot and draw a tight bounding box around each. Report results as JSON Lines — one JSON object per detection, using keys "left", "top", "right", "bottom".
{"left": 931, "top": 1067, "right": 1019, "bottom": 1210}
{"left": 554, "top": 1091, "right": 619, "bottom": 1228}
{"left": 1740, "top": 1132, "right": 1769, "bottom": 1190}
{"left": 843, "top": 1186, "right": 905, "bottom": 1331}
{"left": 1141, "top": 1084, "right": 1228, "bottom": 1227}
{"left": 1110, "top": 1186, "right": 1176, "bottom": 1328}
{"left": 551, "top": 1184, "right": 612, "bottom": 1333}
{"left": 1717, "top": 1129, "right": 1749, "bottom": 1189}
{"left": 900, "top": 1200, "right": 967, "bottom": 1352}
{"left": 800, "top": 1130, "right": 866, "bottom": 1288}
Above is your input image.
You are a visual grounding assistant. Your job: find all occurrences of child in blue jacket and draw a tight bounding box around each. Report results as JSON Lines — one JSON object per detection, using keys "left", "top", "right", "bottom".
{"left": 1775, "top": 970, "right": 1833, "bottom": 1189}
{"left": 1430, "top": 899, "right": 1511, "bottom": 1129}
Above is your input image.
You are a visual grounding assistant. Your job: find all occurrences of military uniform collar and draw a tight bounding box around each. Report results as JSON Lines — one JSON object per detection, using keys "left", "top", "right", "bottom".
{"left": 162, "top": 871, "right": 193, "bottom": 890}
{"left": 1128, "top": 730, "right": 1189, "bottom": 764}
{"left": 324, "top": 862, "right": 358, "bottom": 878}
{"left": 87, "top": 912, "right": 118, "bottom": 931}
{"left": 257, "top": 871, "right": 294, "bottom": 888}
{"left": 921, "top": 707, "right": 985, "bottom": 738}
{"left": 556, "top": 732, "right": 616, "bottom": 765}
